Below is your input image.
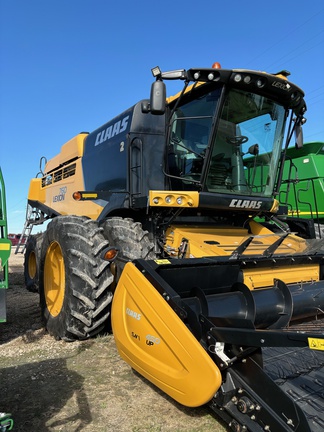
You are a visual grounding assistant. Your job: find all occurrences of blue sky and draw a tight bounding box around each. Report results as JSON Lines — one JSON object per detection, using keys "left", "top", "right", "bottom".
{"left": 1, "top": 0, "right": 323, "bottom": 234}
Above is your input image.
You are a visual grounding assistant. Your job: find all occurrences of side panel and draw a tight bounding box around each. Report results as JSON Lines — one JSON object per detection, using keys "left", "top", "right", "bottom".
{"left": 112, "top": 262, "right": 222, "bottom": 407}
{"left": 45, "top": 133, "right": 87, "bottom": 173}
{"left": 82, "top": 108, "right": 133, "bottom": 191}
{"left": 28, "top": 159, "right": 104, "bottom": 219}
{"left": 129, "top": 101, "right": 166, "bottom": 197}
{"left": 281, "top": 145, "right": 324, "bottom": 220}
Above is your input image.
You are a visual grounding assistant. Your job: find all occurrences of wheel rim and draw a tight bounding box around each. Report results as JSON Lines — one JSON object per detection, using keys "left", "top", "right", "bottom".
{"left": 44, "top": 241, "right": 65, "bottom": 317}
{"left": 28, "top": 251, "right": 37, "bottom": 279}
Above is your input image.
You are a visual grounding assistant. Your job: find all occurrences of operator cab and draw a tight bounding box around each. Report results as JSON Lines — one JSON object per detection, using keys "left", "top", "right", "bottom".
{"left": 149, "top": 64, "right": 306, "bottom": 208}
{"left": 166, "top": 85, "right": 286, "bottom": 199}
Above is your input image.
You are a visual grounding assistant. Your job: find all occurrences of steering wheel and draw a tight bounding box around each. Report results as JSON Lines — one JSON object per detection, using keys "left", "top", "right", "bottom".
{"left": 226, "top": 135, "right": 249, "bottom": 146}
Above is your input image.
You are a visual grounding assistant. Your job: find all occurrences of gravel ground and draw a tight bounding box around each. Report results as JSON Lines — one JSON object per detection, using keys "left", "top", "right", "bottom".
{"left": 0, "top": 249, "right": 227, "bottom": 432}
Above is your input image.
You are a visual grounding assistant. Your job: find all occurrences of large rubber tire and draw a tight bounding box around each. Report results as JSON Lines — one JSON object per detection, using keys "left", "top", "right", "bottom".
{"left": 39, "top": 216, "right": 114, "bottom": 341}
{"left": 102, "top": 217, "right": 155, "bottom": 284}
{"left": 24, "top": 233, "right": 43, "bottom": 292}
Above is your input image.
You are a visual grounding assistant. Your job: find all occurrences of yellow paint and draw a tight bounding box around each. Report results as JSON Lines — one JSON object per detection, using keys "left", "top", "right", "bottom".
{"left": 28, "top": 178, "right": 46, "bottom": 203}
{"left": 0, "top": 243, "right": 11, "bottom": 250}
{"left": 269, "top": 198, "right": 280, "bottom": 213}
{"left": 28, "top": 132, "right": 103, "bottom": 220}
{"left": 165, "top": 225, "right": 249, "bottom": 257}
{"left": 164, "top": 219, "right": 309, "bottom": 259}
{"left": 243, "top": 265, "right": 319, "bottom": 289}
{"left": 29, "top": 156, "right": 104, "bottom": 220}
{"left": 112, "top": 262, "right": 222, "bottom": 407}
{"left": 27, "top": 250, "right": 37, "bottom": 279}
{"left": 288, "top": 211, "right": 324, "bottom": 217}
{"left": 45, "top": 133, "right": 87, "bottom": 173}
{"left": 249, "top": 220, "right": 307, "bottom": 254}
{"left": 166, "top": 82, "right": 205, "bottom": 105}
{"left": 82, "top": 193, "right": 98, "bottom": 199}
{"left": 154, "top": 259, "right": 171, "bottom": 265}
{"left": 165, "top": 221, "right": 307, "bottom": 258}
{"left": 44, "top": 241, "right": 65, "bottom": 317}
{"left": 163, "top": 221, "right": 319, "bottom": 287}
{"left": 308, "top": 338, "right": 324, "bottom": 351}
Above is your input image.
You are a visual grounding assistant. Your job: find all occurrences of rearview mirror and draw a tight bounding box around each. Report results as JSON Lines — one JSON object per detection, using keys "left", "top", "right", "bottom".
{"left": 294, "top": 124, "right": 303, "bottom": 149}
{"left": 150, "top": 80, "right": 166, "bottom": 115}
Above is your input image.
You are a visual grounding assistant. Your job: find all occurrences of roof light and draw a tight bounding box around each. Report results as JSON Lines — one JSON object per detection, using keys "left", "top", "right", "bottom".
{"left": 256, "top": 79, "right": 265, "bottom": 88}
{"left": 208, "top": 73, "right": 214, "bottom": 81}
{"left": 151, "top": 66, "right": 162, "bottom": 78}
{"left": 234, "top": 74, "right": 242, "bottom": 82}
{"left": 212, "top": 62, "right": 221, "bottom": 69}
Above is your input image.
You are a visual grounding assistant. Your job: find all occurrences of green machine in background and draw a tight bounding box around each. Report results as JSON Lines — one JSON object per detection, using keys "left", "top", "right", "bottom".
{"left": 0, "top": 169, "right": 15, "bottom": 431}
{"left": 244, "top": 141, "right": 324, "bottom": 238}
{"left": 279, "top": 142, "right": 324, "bottom": 231}
{"left": 0, "top": 167, "right": 11, "bottom": 322}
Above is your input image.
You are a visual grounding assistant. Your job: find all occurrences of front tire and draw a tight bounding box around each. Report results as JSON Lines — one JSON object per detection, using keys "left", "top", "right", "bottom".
{"left": 102, "top": 217, "right": 155, "bottom": 284}
{"left": 39, "top": 216, "right": 113, "bottom": 341}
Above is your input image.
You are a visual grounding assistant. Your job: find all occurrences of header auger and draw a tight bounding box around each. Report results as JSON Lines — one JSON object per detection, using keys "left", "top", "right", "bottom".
{"left": 22, "top": 63, "right": 324, "bottom": 431}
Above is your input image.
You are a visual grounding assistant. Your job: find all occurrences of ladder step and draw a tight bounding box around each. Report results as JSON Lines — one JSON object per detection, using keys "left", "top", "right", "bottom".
{"left": 15, "top": 204, "right": 49, "bottom": 253}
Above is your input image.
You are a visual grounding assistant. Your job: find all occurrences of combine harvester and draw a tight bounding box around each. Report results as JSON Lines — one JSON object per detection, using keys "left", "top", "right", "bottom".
{"left": 21, "top": 63, "right": 324, "bottom": 432}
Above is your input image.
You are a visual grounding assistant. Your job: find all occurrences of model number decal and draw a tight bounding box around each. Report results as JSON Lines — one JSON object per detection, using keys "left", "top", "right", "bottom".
{"left": 95, "top": 115, "right": 129, "bottom": 146}
{"left": 131, "top": 332, "right": 141, "bottom": 341}
{"left": 272, "top": 81, "right": 291, "bottom": 91}
{"left": 126, "top": 307, "right": 141, "bottom": 320}
{"left": 53, "top": 186, "right": 67, "bottom": 202}
{"left": 229, "top": 199, "right": 262, "bottom": 209}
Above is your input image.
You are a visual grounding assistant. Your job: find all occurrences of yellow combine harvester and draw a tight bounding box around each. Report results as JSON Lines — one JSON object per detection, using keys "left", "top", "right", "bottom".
{"left": 22, "top": 63, "right": 324, "bottom": 431}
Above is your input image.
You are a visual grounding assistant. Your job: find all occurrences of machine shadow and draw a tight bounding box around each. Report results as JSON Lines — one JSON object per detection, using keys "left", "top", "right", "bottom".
{"left": 0, "top": 357, "right": 92, "bottom": 432}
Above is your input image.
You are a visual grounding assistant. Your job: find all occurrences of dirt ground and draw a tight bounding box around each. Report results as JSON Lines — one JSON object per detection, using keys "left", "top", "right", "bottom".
{"left": 0, "top": 250, "right": 227, "bottom": 432}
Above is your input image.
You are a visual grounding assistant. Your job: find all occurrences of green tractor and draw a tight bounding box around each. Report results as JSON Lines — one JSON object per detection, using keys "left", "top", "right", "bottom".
{"left": 0, "top": 167, "right": 11, "bottom": 323}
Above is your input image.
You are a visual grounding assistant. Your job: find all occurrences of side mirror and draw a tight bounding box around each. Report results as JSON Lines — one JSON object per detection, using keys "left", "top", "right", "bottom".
{"left": 150, "top": 80, "right": 166, "bottom": 115}
{"left": 294, "top": 124, "right": 303, "bottom": 149}
{"left": 248, "top": 144, "right": 259, "bottom": 156}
